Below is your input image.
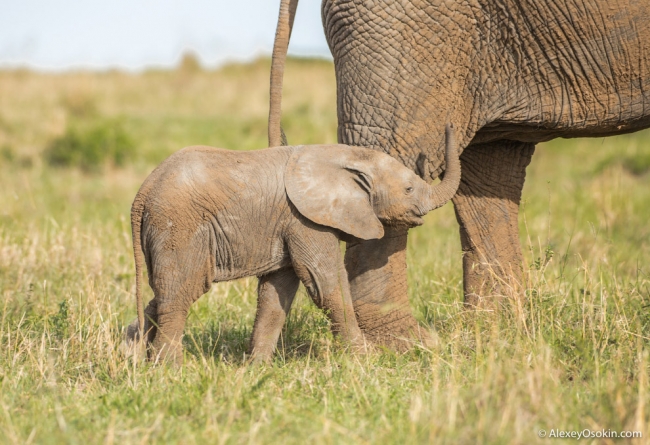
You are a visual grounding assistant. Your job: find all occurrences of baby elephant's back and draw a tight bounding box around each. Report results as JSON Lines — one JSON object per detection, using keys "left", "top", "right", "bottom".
{"left": 142, "top": 145, "right": 290, "bottom": 222}
{"left": 137, "top": 145, "right": 295, "bottom": 280}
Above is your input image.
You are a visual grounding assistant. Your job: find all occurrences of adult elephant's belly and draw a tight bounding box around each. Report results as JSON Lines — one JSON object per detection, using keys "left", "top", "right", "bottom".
{"left": 477, "top": 1, "right": 650, "bottom": 145}
{"left": 472, "top": 112, "right": 650, "bottom": 145}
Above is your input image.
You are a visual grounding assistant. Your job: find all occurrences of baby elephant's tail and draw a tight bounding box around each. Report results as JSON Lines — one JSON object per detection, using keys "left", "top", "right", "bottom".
{"left": 131, "top": 196, "right": 145, "bottom": 340}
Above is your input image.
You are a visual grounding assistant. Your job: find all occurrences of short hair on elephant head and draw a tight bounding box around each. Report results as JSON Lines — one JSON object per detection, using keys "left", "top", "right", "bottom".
{"left": 126, "top": 127, "right": 460, "bottom": 364}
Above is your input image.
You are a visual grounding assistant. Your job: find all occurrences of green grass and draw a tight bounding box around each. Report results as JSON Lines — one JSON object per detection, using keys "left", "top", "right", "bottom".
{"left": 0, "top": 59, "right": 649, "bottom": 443}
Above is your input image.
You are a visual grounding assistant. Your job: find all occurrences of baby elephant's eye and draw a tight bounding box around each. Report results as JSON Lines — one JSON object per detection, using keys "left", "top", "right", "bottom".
{"left": 405, "top": 186, "right": 414, "bottom": 194}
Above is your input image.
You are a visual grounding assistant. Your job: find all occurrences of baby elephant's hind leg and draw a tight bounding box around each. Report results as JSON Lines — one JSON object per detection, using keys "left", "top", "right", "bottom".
{"left": 150, "top": 301, "right": 191, "bottom": 365}
{"left": 126, "top": 299, "right": 158, "bottom": 344}
{"left": 149, "top": 228, "right": 214, "bottom": 365}
{"left": 249, "top": 268, "right": 300, "bottom": 363}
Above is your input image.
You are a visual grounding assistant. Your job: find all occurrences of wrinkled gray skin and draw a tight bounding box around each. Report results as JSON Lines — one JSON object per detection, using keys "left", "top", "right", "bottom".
{"left": 127, "top": 136, "right": 459, "bottom": 364}
{"left": 271, "top": 0, "right": 650, "bottom": 348}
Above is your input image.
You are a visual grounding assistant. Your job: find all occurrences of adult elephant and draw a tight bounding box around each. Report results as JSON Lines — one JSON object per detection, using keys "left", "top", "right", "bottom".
{"left": 269, "top": 0, "right": 650, "bottom": 348}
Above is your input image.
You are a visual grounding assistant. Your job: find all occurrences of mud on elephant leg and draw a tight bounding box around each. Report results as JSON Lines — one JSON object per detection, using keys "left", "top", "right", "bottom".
{"left": 249, "top": 268, "right": 300, "bottom": 363}
{"left": 345, "top": 226, "right": 430, "bottom": 351}
{"left": 452, "top": 140, "right": 535, "bottom": 307}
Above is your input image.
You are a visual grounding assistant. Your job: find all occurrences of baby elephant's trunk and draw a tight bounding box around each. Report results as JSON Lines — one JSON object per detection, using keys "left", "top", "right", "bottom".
{"left": 421, "top": 124, "right": 462, "bottom": 212}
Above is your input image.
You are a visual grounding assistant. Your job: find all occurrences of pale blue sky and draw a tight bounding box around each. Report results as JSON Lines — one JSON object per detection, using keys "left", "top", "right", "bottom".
{"left": 0, "top": 0, "right": 330, "bottom": 70}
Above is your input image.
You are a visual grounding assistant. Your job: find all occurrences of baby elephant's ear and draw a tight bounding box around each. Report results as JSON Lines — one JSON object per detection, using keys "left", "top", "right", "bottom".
{"left": 285, "top": 145, "right": 384, "bottom": 240}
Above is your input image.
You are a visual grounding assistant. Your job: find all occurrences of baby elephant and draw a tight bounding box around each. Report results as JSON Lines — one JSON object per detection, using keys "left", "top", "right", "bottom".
{"left": 127, "top": 124, "right": 460, "bottom": 364}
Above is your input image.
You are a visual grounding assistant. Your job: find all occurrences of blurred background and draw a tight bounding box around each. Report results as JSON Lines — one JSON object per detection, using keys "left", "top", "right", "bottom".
{"left": 1, "top": 0, "right": 331, "bottom": 70}
{"left": 0, "top": 0, "right": 648, "bottom": 292}
{"left": 1, "top": 0, "right": 649, "bottom": 298}
{"left": 0, "top": 0, "right": 341, "bottom": 172}
{"left": 1, "top": 2, "right": 649, "bottom": 442}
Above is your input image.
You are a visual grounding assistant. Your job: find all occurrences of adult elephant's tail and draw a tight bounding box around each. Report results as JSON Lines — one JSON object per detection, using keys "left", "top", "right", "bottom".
{"left": 268, "top": 0, "right": 299, "bottom": 147}
{"left": 131, "top": 196, "right": 145, "bottom": 340}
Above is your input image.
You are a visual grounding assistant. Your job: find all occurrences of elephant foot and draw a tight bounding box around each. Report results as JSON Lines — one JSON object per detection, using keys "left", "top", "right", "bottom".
{"left": 123, "top": 300, "right": 186, "bottom": 365}
{"left": 147, "top": 306, "right": 187, "bottom": 366}
{"left": 452, "top": 140, "right": 535, "bottom": 307}
{"left": 348, "top": 333, "right": 375, "bottom": 354}
{"left": 149, "top": 343, "right": 183, "bottom": 366}
{"left": 150, "top": 331, "right": 184, "bottom": 366}
{"left": 345, "top": 227, "right": 431, "bottom": 351}
{"left": 120, "top": 317, "right": 147, "bottom": 361}
{"left": 125, "top": 317, "right": 141, "bottom": 342}
{"left": 121, "top": 299, "right": 160, "bottom": 360}
{"left": 461, "top": 256, "right": 526, "bottom": 309}
{"left": 353, "top": 300, "right": 431, "bottom": 351}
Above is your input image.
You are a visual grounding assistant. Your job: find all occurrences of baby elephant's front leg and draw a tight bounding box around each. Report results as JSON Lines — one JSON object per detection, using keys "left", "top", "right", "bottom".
{"left": 290, "top": 233, "right": 364, "bottom": 349}
{"left": 316, "top": 258, "right": 365, "bottom": 346}
{"left": 249, "top": 267, "right": 300, "bottom": 363}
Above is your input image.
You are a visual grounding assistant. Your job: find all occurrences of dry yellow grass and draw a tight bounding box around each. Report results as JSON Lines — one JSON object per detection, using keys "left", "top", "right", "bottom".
{"left": 0, "top": 58, "right": 337, "bottom": 162}
{"left": 0, "top": 58, "right": 649, "bottom": 443}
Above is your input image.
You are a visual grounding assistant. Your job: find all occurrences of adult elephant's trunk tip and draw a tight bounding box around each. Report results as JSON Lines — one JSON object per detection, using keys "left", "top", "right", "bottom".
{"left": 424, "top": 123, "right": 462, "bottom": 212}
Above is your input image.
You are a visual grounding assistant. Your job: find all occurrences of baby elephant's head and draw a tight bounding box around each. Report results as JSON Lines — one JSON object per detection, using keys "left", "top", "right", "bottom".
{"left": 285, "top": 124, "right": 461, "bottom": 240}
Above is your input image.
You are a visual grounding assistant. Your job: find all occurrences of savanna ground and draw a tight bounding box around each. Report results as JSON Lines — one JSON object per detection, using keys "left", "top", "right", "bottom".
{"left": 1, "top": 56, "right": 649, "bottom": 444}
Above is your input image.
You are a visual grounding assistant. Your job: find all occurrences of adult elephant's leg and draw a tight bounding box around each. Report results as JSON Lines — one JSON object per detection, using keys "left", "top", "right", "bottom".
{"left": 345, "top": 226, "right": 428, "bottom": 350}
{"left": 452, "top": 140, "right": 535, "bottom": 307}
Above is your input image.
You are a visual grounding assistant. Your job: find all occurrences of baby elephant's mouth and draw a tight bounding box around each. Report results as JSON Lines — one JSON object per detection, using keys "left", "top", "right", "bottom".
{"left": 379, "top": 210, "right": 425, "bottom": 228}
{"left": 406, "top": 211, "right": 425, "bottom": 227}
